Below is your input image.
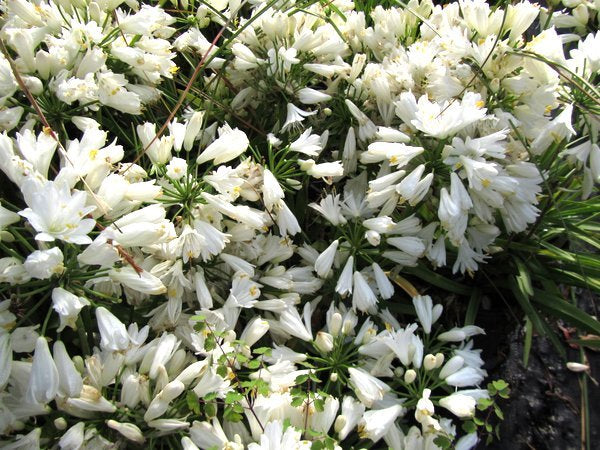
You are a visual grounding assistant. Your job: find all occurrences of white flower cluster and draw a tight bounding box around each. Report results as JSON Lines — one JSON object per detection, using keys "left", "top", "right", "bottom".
{"left": 0, "top": 0, "right": 596, "bottom": 449}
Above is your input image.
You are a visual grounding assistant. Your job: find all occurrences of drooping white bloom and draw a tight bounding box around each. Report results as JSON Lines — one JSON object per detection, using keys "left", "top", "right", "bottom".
{"left": 248, "top": 420, "right": 310, "bottom": 450}
{"left": 348, "top": 367, "right": 391, "bottom": 407}
{"left": 358, "top": 404, "right": 405, "bottom": 442}
{"left": 96, "top": 306, "right": 131, "bottom": 352}
{"left": 0, "top": 333, "right": 11, "bottom": 390}
{"left": 18, "top": 179, "right": 96, "bottom": 244}
{"left": 262, "top": 168, "right": 284, "bottom": 211}
{"left": 445, "top": 367, "right": 485, "bottom": 387}
{"left": 53, "top": 341, "right": 83, "bottom": 398}
{"left": 310, "top": 194, "right": 347, "bottom": 226}
{"left": 288, "top": 128, "right": 323, "bottom": 156}
{"left": 27, "top": 337, "right": 59, "bottom": 404}
{"left": 109, "top": 266, "right": 167, "bottom": 295}
{"left": 335, "top": 255, "right": 354, "bottom": 296}
{"left": 352, "top": 271, "right": 378, "bottom": 313}
{"left": 107, "top": 420, "right": 145, "bottom": 444}
{"left": 372, "top": 263, "right": 394, "bottom": 299}
{"left": 144, "top": 380, "right": 185, "bottom": 421}
{"left": 298, "top": 87, "right": 332, "bottom": 104}
{"left": 412, "top": 295, "right": 443, "bottom": 334}
{"left": 299, "top": 159, "right": 344, "bottom": 181}
{"left": 23, "top": 247, "right": 64, "bottom": 279}
{"left": 52, "top": 287, "right": 90, "bottom": 332}
{"left": 439, "top": 393, "right": 476, "bottom": 418}
{"left": 281, "top": 103, "right": 317, "bottom": 132}
{"left": 314, "top": 240, "right": 339, "bottom": 278}
{"left": 59, "top": 422, "right": 85, "bottom": 450}
{"left": 438, "top": 325, "right": 485, "bottom": 342}
{"left": 196, "top": 125, "right": 249, "bottom": 165}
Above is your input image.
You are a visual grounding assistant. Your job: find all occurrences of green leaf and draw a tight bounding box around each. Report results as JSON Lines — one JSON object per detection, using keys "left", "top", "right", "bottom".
{"left": 465, "top": 288, "right": 481, "bottom": 326}
{"left": 225, "top": 391, "right": 243, "bottom": 404}
{"left": 515, "top": 258, "right": 534, "bottom": 297}
{"left": 203, "top": 392, "right": 218, "bottom": 401}
{"left": 253, "top": 347, "right": 272, "bottom": 355}
{"left": 523, "top": 317, "right": 533, "bottom": 367}
{"left": 246, "top": 359, "right": 261, "bottom": 369}
{"left": 403, "top": 266, "right": 471, "bottom": 295}
{"left": 290, "top": 396, "right": 304, "bottom": 407}
{"left": 568, "top": 338, "right": 600, "bottom": 349}
{"left": 531, "top": 288, "right": 600, "bottom": 335}
{"left": 462, "top": 421, "right": 477, "bottom": 434}
{"left": 492, "top": 380, "right": 509, "bottom": 391}
{"left": 509, "top": 278, "right": 566, "bottom": 358}
{"left": 433, "top": 436, "right": 452, "bottom": 449}
{"left": 186, "top": 391, "right": 201, "bottom": 415}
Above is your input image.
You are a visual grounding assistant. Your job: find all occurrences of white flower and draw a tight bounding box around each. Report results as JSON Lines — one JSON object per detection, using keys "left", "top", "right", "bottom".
{"left": 248, "top": 420, "right": 310, "bottom": 450}
{"left": 412, "top": 295, "right": 443, "bottom": 334}
{"left": 444, "top": 366, "right": 484, "bottom": 388}
{"left": 109, "top": 266, "right": 167, "bottom": 295}
{"left": 24, "top": 247, "right": 64, "bottom": 279}
{"left": 281, "top": 103, "right": 317, "bottom": 132}
{"left": 166, "top": 157, "right": 188, "bottom": 180}
{"left": 107, "top": 420, "right": 145, "bottom": 444}
{"left": 27, "top": 337, "right": 59, "bottom": 404}
{"left": 372, "top": 263, "right": 394, "bottom": 299}
{"left": 314, "top": 240, "right": 339, "bottom": 278}
{"left": 298, "top": 88, "right": 332, "bottom": 104}
{"left": 196, "top": 125, "right": 249, "bottom": 165}
{"left": 439, "top": 393, "right": 476, "bottom": 418}
{"left": 348, "top": 367, "right": 390, "bottom": 407}
{"left": 335, "top": 255, "right": 354, "bottom": 296}
{"left": 52, "top": 288, "right": 90, "bottom": 332}
{"left": 144, "top": 380, "right": 185, "bottom": 421}
{"left": 18, "top": 179, "right": 96, "bottom": 245}
{"left": 352, "top": 271, "right": 378, "bottom": 313}
{"left": 59, "top": 422, "right": 85, "bottom": 450}
{"left": 358, "top": 404, "right": 404, "bottom": 442}
{"left": 178, "top": 224, "right": 206, "bottom": 263}
{"left": 53, "top": 341, "right": 83, "bottom": 398}
{"left": 289, "top": 128, "right": 323, "bottom": 156}
{"left": 438, "top": 325, "right": 485, "bottom": 342}
{"left": 335, "top": 396, "right": 365, "bottom": 440}
{"left": 0, "top": 333, "right": 10, "bottom": 390}
{"left": 96, "top": 306, "right": 131, "bottom": 352}
{"left": 262, "top": 168, "right": 285, "bottom": 211}
{"left": 299, "top": 159, "right": 344, "bottom": 181}
{"left": 310, "top": 194, "right": 347, "bottom": 226}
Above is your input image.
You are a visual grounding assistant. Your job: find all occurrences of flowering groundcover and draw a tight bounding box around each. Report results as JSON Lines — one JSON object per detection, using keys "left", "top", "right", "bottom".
{"left": 0, "top": 0, "right": 598, "bottom": 448}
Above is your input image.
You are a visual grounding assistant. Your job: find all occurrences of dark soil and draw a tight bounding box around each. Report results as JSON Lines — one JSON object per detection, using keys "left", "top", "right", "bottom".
{"left": 475, "top": 294, "right": 600, "bottom": 450}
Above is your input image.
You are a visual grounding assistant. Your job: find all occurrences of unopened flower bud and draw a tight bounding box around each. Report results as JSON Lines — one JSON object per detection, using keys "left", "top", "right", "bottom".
{"left": 315, "top": 331, "right": 334, "bottom": 354}
{"left": 439, "top": 356, "right": 465, "bottom": 379}
{"left": 567, "top": 362, "right": 589, "bottom": 372}
{"left": 54, "top": 418, "right": 67, "bottom": 430}
{"left": 330, "top": 372, "right": 338, "bottom": 382}
{"left": 342, "top": 319, "right": 354, "bottom": 336}
{"left": 573, "top": 4, "right": 589, "bottom": 25}
{"left": 330, "top": 312, "right": 343, "bottom": 337}
{"left": 435, "top": 353, "right": 445, "bottom": 368}
{"left": 106, "top": 420, "right": 145, "bottom": 443}
{"left": 323, "top": 108, "right": 332, "bottom": 116}
{"left": 404, "top": 369, "right": 417, "bottom": 384}
{"left": 423, "top": 354, "right": 437, "bottom": 371}
{"left": 394, "top": 367, "right": 405, "bottom": 377}
{"left": 334, "top": 415, "right": 347, "bottom": 434}
{"left": 365, "top": 230, "right": 381, "bottom": 246}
